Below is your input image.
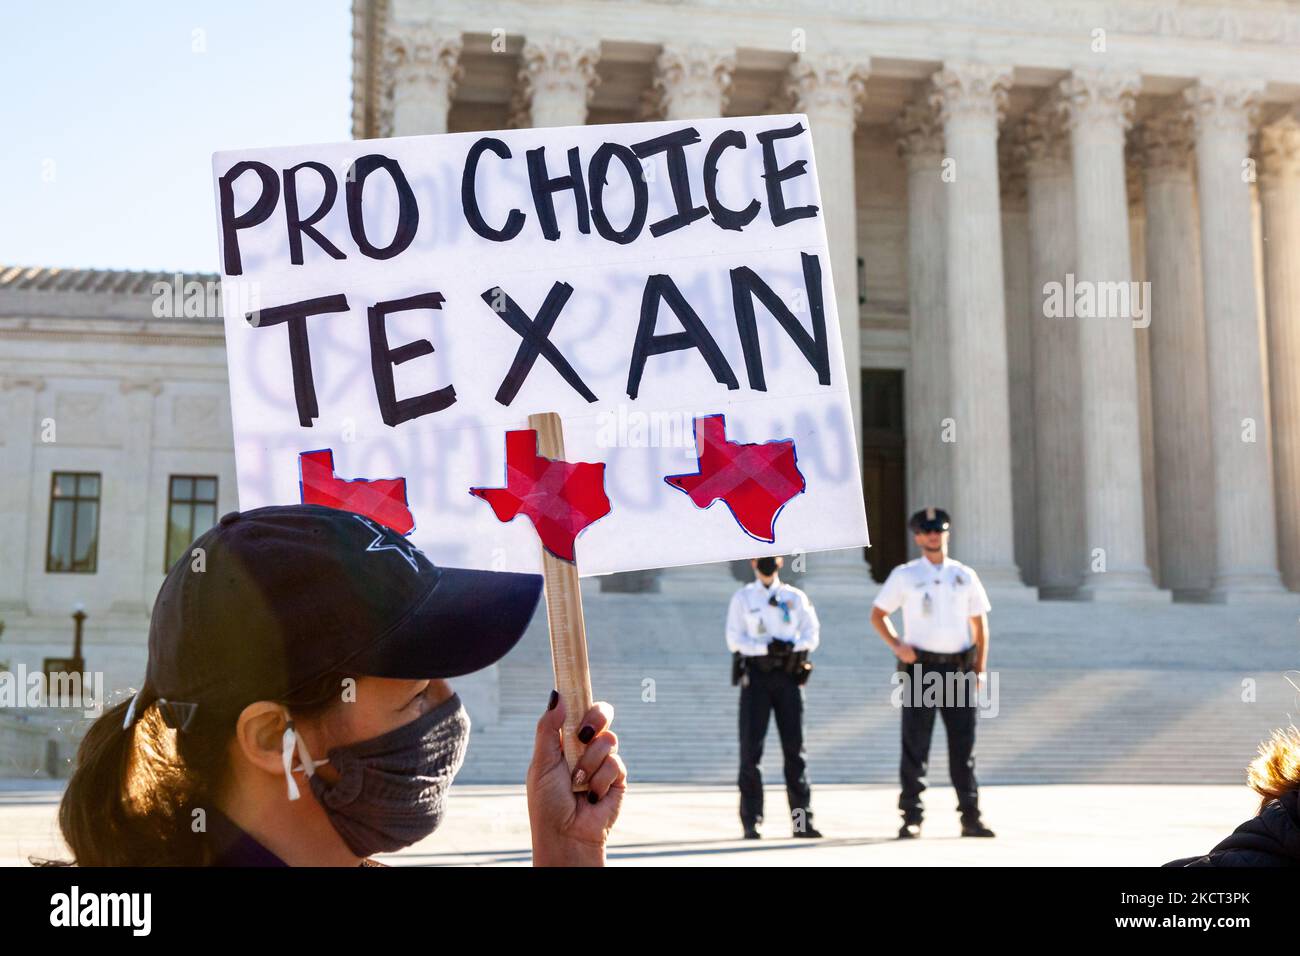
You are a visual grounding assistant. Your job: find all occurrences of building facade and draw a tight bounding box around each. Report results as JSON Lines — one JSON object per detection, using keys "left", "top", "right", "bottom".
{"left": 3, "top": 0, "right": 1300, "bottom": 752}
{"left": 0, "top": 269, "right": 234, "bottom": 705}
{"left": 346, "top": 0, "right": 1300, "bottom": 604}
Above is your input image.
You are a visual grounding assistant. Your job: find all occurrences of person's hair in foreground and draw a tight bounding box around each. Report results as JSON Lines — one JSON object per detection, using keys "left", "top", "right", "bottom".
{"left": 38, "top": 504, "right": 625, "bottom": 867}
{"left": 1165, "top": 723, "right": 1300, "bottom": 867}
{"left": 56, "top": 671, "right": 352, "bottom": 866}
{"left": 1248, "top": 725, "right": 1300, "bottom": 808}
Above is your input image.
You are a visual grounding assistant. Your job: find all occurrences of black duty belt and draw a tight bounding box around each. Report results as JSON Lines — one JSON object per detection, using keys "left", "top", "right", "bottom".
{"left": 733, "top": 649, "right": 813, "bottom": 685}
{"left": 751, "top": 653, "right": 793, "bottom": 672}
{"left": 912, "top": 647, "right": 977, "bottom": 666}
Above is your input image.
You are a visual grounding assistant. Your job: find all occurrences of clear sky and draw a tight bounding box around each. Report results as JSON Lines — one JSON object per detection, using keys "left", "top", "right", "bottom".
{"left": 0, "top": 1, "right": 353, "bottom": 274}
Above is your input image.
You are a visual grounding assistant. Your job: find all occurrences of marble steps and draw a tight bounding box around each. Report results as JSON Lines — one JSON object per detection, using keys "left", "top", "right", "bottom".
{"left": 457, "top": 662, "right": 1282, "bottom": 784}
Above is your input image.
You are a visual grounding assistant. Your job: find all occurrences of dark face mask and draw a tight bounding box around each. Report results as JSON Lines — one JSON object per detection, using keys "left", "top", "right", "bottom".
{"left": 292, "top": 692, "right": 470, "bottom": 858}
{"left": 755, "top": 557, "right": 780, "bottom": 577}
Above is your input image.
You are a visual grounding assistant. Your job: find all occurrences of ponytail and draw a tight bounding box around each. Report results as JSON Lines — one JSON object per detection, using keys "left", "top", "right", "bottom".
{"left": 40, "top": 698, "right": 229, "bottom": 866}
{"left": 40, "top": 671, "right": 356, "bottom": 866}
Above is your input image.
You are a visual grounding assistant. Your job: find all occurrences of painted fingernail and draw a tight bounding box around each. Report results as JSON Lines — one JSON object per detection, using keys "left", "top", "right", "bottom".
{"left": 573, "top": 769, "right": 587, "bottom": 787}
{"left": 577, "top": 725, "right": 595, "bottom": 744}
{"left": 547, "top": 690, "right": 558, "bottom": 711}
{"left": 587, "top": 790, "right": 599, "bottom": 804}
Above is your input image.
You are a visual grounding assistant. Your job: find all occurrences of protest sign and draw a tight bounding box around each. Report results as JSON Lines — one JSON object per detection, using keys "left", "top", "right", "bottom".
{"left": 212, "top": 115, "right": 869, "bottom": 577}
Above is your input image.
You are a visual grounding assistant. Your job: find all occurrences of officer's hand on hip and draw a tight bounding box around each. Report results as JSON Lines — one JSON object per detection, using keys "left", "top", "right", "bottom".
{"left": 894, "top": 642, "right": 918, "bottom": 665}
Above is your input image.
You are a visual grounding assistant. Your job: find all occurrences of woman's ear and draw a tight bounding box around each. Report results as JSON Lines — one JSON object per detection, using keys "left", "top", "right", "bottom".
{"left": 233, "top": 701, "right": 292, "bottom": 776}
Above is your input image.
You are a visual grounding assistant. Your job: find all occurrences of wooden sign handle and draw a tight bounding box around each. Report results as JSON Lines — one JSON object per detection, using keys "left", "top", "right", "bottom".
{"left": 528, "top": 411, "right": 594, "bottom": 791}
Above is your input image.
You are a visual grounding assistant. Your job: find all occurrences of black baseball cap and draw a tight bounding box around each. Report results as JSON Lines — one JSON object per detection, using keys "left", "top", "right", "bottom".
{"left": 908, "top": 507, "right": 951, "bottom": 534}
{"left": 123, "top": 504, "right": 543, "bottom": 732}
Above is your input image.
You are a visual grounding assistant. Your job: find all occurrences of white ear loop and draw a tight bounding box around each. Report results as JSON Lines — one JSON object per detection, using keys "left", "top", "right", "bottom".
{"left": 122, "top": 689, "right": 143, "bottom": 730}
{"left": 280, "top": 717, "right": 329, "bottom": 801}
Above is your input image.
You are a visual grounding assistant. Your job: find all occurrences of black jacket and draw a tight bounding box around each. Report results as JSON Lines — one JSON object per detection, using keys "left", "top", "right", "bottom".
{"left": 204, "top": 807, "right": 385, "bottom": 867}
{"left": 1165, "top": 790, "right": 1300, "bottom": 867}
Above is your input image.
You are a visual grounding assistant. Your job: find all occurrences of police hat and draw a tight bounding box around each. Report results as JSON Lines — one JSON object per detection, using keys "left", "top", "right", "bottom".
{"left": 908, "top": 507, "right": 951, "bottom": 534}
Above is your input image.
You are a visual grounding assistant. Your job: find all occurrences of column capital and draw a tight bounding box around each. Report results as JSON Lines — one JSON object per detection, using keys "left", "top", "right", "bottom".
{"left": 1184, "top": 77, "right": 1264, "bottom": 138}
{"left": 930, "top": 62, "right": 1012, "bottom": 126}
{"left": 518, "top": 34, "right": 601, "bottom": 114}
{"left": 1058, "top": 67, "right": 1140, "bottom": 136}
{"left": 895, "top": 98, "right": 945, "bottom": 167}
{"left": 381, "top": 22, "right": 462, "bottom": 93}
{"left": 1259, "top": 114, "right": 1300, "bottom": 182}
{"left": 378, "top": 23, "right": 462, "bottom": 136}
{"left": 786, "top": 54, "right": 870, "bottom": 119}
{"left": 652, "top": 43, "right": 735, "bottom": 119}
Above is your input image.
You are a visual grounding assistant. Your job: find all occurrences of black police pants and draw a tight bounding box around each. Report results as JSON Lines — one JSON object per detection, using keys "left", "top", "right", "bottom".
{"left": 738, "top": 665, "right": 811, "bottom": 830}
{"left": 897, "top": 660, "right": 979, "bottom": 824}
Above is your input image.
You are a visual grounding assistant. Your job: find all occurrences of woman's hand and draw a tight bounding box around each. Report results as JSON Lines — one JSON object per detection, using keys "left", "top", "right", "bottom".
{"left": 526, "top": 691, "right": 626, "bottom": 866}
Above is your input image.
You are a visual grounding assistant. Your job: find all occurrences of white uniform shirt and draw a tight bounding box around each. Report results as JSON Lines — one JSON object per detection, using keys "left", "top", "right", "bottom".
{"left": 872, "top": 557, "right": 991, "bottom": 653}
{"left": 725, "top": 577, "right": 820, "bottom": 657}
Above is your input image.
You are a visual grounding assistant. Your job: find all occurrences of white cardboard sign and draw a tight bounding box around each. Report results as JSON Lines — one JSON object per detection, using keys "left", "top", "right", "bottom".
{"left": 211, "top": 115, "right": 869, "bottom": 575}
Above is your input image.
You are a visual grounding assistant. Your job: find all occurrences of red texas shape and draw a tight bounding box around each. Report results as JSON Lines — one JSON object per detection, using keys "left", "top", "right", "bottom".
{"left": 664, "top": 415, "right": 805, "bottom": 543}
{"left": 469, "top": 429, "right": 611, "bottom": 562}
{"left": 298, "top": 448, "right": 415, "bottom": 535}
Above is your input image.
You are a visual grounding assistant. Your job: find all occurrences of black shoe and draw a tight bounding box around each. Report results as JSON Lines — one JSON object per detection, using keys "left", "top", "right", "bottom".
{"left": 898, "top": 822, "right": 921, "bottom": 840}
{"left": 792, "top": 826, "right": 823, "bottom": 839}
{"left": 743, "top": 826, "right": 761, "bottom": 840}
{"left": 961, "top": 820, "right": 996, "bottom": 838}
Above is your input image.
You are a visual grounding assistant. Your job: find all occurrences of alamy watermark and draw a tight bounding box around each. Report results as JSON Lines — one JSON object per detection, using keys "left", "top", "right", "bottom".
{"left": 890, "top": 666, "right": 1000, "bottom": 718}
{"left": 1042, "top": 274, "right": 1150, "bottom": 329}
{"left": 594, "top": 405, "right": 705, "bottom": 458}
{"left": 49, "top": 886, "right": 151, "bottom": 936}
{"left": 0, "top": 665, "right": 104, "bottom": 718}
{"left": 151, "top": 275, "right": 261, "bottom": 321}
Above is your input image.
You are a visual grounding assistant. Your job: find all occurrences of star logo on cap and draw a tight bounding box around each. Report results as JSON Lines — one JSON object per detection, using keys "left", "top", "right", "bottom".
{"left": 352, "top": 514, "right": 424, "bottom": 572}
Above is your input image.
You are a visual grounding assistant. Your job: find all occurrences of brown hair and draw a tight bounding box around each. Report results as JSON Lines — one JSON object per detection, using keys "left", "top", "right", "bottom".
{"left": 36, "top": 673, "right": 354, "bottom": 867}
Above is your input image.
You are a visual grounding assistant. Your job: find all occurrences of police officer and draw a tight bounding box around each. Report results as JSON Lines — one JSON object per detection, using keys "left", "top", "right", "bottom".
{"left": 726, "top": 555, "right": 822, "bottom": 840}
{"left": 869, "top": 508, "right": 996, "bottom": 840}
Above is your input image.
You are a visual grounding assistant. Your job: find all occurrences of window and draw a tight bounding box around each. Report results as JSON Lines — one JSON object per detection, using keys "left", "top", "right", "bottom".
{"left": 165, "top": 475, "right": 218, "bottom": 570}
{"left": 46, "top": 472, "right": 101, "bottom": 573}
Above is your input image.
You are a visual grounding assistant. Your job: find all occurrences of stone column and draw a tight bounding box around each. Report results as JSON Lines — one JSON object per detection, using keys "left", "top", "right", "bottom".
{"left": 786, "top": 54, "right": 872, "bottom": 579}
{"left": 1134, "top": 112, "right": 1215, "bottom": 595}
{"left": 381, "top": 24, "right": 461, "bottom": 136}
{"left": 1259, "top": 115, "right": 1300, "bottom": 591}
{"left": 1127, "top": 157, "right": 1163, "bottom": 589}
{"left": 654, "top": 44, "right": 735, "bottom": 121}
{"left": 1186, "top": 78, "right": 1285, "bottom": 599}
{"left": 896, "top": 99, "right": 952, "bottom": 522}
{"left": 1058, "top": 68, "right": 1159, "bottom": 598}
{"left": 929, "top": 62, "right": 1023, "bottom": 587}
{"left": 1020, "top": 102, "right": 1085, "bottom": 597}
{"left": 519, "top": 35, "right": 600, "bottom": 128}
{"left": 787, "top": 55, "right": 869, "bottom": 445}
{"left": 0, "top": 376, "right": 44, "bottom": 615}
{"left": 1000, "top": 130, "right": 1038, "bottom": 586}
